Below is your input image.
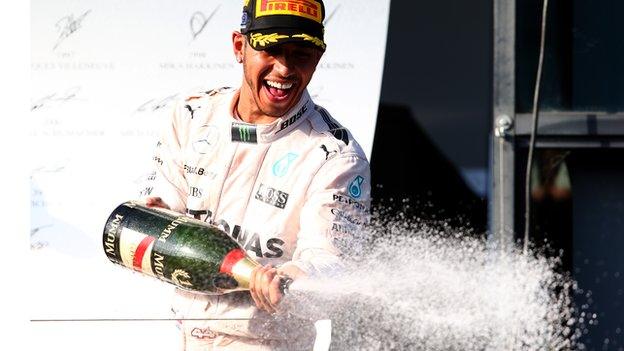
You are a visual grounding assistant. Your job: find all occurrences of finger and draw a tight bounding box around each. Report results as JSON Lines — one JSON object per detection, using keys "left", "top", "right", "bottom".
{"left": 268, "top": 274, "right": 283, "bottom": 307}
{"left": 262, "top": 268, "right": 278, "bottom": 313}
{"left": 145, "top": 197, "right": 170, "bottom": 209}
{"left": 251, "top": 265, "right": 271, "bottom": 311}
{"left": 255, "top": 266, "right": 272, "bottom": 311}
{"left": 249, "top": 266, "right": 262, "bottom": 308}
{"left": 145, "top": 197, "right": 161, "bottom": 207}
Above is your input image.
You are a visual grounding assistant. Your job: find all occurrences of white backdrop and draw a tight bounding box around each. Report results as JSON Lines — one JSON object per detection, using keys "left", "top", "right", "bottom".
{"left": 29, "top": 0, "right": 389, "bottom": 349}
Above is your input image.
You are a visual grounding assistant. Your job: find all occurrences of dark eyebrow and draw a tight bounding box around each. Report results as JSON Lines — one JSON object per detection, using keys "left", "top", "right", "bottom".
{"left": 264, "top": 46, "right": 282, "bottom": 56}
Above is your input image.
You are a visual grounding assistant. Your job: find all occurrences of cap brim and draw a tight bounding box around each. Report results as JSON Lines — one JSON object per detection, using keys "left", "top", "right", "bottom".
{"left": 246, "top": 28, "right": 326, "bottom": 51}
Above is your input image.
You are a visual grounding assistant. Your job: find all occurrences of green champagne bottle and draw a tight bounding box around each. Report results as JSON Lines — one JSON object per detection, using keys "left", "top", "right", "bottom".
{"left": 102, "top": 201, "right": 292, "bottom": 293}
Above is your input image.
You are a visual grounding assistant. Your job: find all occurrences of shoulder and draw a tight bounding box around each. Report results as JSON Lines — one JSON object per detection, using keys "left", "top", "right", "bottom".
{"left": 159, "top": 87, "right": 235, "bottom": 143}
{"left": 168, "top": 86, "right": 236, "bottom": 126}
{"left": 306, "top": 104, "right": 369, "bottom": 164}
{"left": 176, "top": 87, "right": 235, "bottom": 112}
{"left": 300, "top": 106, "right": 371, "bottom": 204}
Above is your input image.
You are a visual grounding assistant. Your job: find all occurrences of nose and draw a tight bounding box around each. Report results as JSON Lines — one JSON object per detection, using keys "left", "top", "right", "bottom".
{"left": 272, "top": 55, "right": 295, "bottom": 78}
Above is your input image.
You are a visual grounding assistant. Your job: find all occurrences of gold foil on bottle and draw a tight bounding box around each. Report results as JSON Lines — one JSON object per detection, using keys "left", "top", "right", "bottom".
{"left": 230, "top": 256, "right": 260, "bottom": 289}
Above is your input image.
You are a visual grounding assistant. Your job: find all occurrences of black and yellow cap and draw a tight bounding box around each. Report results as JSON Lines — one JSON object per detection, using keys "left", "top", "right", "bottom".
{"left": 240, "top": 0, "right": 326, "bottom": 51}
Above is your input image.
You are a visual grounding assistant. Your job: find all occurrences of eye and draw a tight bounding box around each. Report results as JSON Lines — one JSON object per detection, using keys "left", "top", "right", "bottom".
{"left": 265, "top": 47, "right": 281, "bottom": 57}
{"left": 292, "top": 48, "right": 315, "bottom": 62}
{"left": 294, "top": 51, "right": 312, "bottom": 60}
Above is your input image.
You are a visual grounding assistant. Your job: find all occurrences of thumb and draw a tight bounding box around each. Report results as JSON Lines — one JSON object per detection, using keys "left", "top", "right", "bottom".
{"left": 145, "top": 197, "right": 170, "bottom": 209}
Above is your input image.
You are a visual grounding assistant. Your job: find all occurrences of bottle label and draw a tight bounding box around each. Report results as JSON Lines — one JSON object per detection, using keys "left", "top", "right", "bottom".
{"left": 118, "top": 226, "right": 156, "bottom": 276}
{"left": 103, "top": 213, "right": 124, "bottom": 261}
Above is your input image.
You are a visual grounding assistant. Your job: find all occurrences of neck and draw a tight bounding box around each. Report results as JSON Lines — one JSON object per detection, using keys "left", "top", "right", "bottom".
{"left": 235, "top": 86, "right": 276, "bottom": 125}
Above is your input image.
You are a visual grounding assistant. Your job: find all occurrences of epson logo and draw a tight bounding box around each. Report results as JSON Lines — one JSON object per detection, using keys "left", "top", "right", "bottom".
{"left": 255, "top": 184, "right": 289, "bottom": 209}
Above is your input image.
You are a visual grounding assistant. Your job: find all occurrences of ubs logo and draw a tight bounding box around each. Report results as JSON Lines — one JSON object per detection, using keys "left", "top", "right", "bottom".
{"left": 272, "top": 153, "right": 298, "bottom": 177}
{"left": 192, "top": 125, "right": 220, "bottom": 154}
{"left": 189, "top": 186, "right": 203, "bottom": 198}
{"left": 255, "top": 184, "right": 289, "bottom": 209}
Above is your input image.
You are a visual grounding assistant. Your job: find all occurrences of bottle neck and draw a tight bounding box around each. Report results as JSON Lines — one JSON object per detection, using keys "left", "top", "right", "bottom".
{"left": 219, "top": 248, "right": 293, "bottom": 292}
{"left": 220, "top": 249, "right": 259, "bottom": 289}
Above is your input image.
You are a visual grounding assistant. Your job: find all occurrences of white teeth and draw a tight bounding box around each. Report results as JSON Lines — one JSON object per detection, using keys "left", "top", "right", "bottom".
{"left": 266, "top": 80, "right": 293, "bottom": 90}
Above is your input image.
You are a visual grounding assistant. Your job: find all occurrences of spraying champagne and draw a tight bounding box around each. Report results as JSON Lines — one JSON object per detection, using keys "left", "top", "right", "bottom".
{"left": 102, "top": 201, "right": 292, "bottom": 293}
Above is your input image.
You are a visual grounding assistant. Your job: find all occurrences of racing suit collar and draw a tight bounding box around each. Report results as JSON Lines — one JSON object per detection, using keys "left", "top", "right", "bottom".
{"left": 229, "top": 90, "right": 314, "bottom": 144}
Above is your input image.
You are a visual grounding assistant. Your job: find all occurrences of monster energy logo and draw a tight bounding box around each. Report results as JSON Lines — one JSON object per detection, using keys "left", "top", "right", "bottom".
{"left": 231, "top": 122, "right": 258, "bottom": 143}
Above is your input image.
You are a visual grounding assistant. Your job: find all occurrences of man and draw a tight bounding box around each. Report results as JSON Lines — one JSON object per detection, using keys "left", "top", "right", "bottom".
{"left": 143, "top": 0, "right": 370, "bottom": 349}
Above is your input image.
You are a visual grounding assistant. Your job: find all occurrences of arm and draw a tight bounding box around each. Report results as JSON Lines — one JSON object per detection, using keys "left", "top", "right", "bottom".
{"left": 140, "top": 99, "right": 189, "bottom": 213}
{"left": 250, "top": 153, "right": 371, "bottom": 313}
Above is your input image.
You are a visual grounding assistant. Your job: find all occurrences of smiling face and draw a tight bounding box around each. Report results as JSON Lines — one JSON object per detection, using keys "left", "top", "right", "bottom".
{"left": 232, "top": 32, "right": 323, "bottom": 124}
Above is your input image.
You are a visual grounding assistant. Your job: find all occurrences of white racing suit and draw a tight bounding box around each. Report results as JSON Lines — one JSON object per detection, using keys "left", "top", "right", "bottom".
{"left": 143, "top": 87, "right": 371, "bottom": 350}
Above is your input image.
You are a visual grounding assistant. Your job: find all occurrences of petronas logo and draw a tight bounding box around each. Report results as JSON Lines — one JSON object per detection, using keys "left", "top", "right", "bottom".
{"left": 348, "top": 176, "right": 364, "bottom": 199}
{"left": 272, "top": 153, "right": 298, "bottom": 177}
{"left": 231, "top": 122, "right": 257, "bottom": 143}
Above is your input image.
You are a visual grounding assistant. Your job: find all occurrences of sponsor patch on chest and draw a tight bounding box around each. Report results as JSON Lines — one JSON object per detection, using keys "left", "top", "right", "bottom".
{"left": 254, "top": 183, "right": 289, "bottom": 209}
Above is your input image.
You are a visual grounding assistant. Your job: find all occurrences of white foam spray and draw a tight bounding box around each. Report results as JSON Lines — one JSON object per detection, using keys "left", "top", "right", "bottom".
{"left": 281, "top": 213, "right": 589, "bottom": 350}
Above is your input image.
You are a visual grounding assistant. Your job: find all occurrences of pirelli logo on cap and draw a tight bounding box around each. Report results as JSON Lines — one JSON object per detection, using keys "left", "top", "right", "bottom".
{"left": 256, "top": 0, "right": 323, "bottom": 23}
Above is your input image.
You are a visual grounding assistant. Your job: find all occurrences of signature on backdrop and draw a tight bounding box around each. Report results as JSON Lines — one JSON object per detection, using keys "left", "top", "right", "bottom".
{"left": 54, "top": 10, "right": 91, "bottom": 51}
{"left": 31, "top": 86, "right": 82, "bottom": 111}
{"left": 190, "top": 5, "right": 221, "bottom": 43}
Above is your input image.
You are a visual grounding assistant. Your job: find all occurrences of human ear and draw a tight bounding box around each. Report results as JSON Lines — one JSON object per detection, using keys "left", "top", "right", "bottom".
{"left": 232, "top": 31, "right": 245, "bottom": 63}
